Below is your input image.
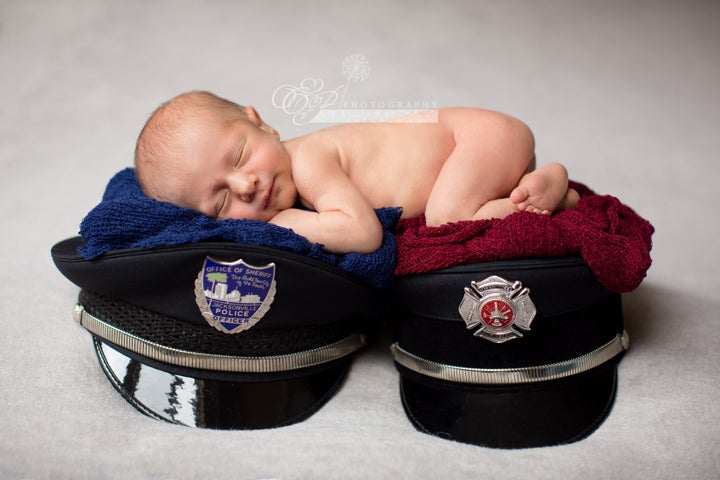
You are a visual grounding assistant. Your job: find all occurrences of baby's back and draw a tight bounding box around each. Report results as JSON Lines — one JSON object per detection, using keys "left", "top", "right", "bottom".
{"left": 310, "top": 108, "right": 470, "bottom": 217}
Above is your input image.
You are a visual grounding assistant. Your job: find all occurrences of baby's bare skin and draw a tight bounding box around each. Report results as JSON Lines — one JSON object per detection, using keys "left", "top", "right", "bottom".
{"left": 510, "top": 163, "right": 580, "bottom": 215}
{"left": 135, "top": 92, "right": 578, "bottom": 253}
{"left": 286, "top": 108, "right": 574, "bottom": 223}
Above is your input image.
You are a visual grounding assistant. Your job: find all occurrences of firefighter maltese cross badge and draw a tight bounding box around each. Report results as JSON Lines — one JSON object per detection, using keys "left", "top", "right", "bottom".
{"left": 458, "top": 275, "right": 537, "bottom": 344}
{"left": 194, "top": 257, "right": 277, "bottom": 334}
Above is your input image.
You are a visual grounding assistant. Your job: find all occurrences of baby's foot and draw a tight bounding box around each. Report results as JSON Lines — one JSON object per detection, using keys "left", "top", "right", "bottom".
{"left": 509, "top": 163, "right": 573, "bottom": 215}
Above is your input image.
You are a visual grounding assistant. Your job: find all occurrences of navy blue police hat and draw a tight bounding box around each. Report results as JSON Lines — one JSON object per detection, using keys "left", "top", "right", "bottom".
{"left": 390, "top": 255, "right": 628, "bottom": 448}
{"left": 52, "top": 237, "right": 384, "bottom": 429}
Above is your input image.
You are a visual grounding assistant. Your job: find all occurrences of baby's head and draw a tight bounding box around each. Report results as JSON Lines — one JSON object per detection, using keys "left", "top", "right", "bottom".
{"left": 135, "top": 91, "right": 297, "bottom": 221}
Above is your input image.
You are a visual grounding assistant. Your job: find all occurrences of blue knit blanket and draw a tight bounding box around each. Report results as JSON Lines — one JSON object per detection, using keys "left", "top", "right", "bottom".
{"left": 78, "top": 168, "right": 401, "bottom": 288}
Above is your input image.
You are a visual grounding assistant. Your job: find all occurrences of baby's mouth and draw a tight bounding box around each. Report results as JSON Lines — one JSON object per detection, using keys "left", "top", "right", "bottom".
{"left": 263, "top": 179, "right": 274, "bottom": 210}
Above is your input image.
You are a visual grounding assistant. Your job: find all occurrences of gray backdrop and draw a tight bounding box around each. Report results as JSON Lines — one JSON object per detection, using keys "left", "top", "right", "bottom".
{"left": 1, "top": 1, "right": 718, "bottom": 479}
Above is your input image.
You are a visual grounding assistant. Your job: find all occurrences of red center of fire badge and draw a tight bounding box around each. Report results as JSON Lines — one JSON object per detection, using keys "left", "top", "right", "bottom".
{"left": 480, "top": 298, "right": 515, "bottom": 328}
{"left": 458, "top": 275, "right": 536, "bottom": 343}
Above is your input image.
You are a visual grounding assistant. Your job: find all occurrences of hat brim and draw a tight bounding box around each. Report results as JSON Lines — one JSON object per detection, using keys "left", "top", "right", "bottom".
{"left": 397, "top": 360, "right": 620, "bottom": 449}
{"left": 95, "top": 337, "right": 351, "bottom": 429}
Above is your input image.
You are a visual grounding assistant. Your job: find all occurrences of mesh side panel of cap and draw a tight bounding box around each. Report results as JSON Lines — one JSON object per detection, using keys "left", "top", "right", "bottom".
{"left": 79, "top": 290, "right": 357, "bottom": 357}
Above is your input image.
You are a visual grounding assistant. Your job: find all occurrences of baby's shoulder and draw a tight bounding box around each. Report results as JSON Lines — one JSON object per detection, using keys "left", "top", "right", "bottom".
{"left": 290, "top": 131, "right": 340, "bottom": 162}
{"left": 286, "top": 133, "right": 344, "bottom": 182}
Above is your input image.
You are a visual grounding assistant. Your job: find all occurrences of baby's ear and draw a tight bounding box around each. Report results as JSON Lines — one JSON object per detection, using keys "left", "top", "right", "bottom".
{"left": 245, "top": 106, "right": 280, "bottom": 139}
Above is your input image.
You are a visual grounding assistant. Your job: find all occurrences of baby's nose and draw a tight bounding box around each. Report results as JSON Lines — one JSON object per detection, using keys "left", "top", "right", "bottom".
{"left": 229, "top": 173, "right": 258, "bottom": 202}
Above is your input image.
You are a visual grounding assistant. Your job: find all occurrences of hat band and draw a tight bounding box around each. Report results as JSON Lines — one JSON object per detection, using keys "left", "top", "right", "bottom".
{"left": 74, "top": 304, "right": 366, "bottom": 373}
{"left": 391, "top": 330, "right": 629, "bottom": 385}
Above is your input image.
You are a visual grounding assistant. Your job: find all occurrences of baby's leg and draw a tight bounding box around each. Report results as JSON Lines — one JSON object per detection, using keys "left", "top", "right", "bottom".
{"left": 425, "top": 111, "right": 536, "bottom": 226}
{"left": 509, "top": 162, "right": 579, "bottom": 214}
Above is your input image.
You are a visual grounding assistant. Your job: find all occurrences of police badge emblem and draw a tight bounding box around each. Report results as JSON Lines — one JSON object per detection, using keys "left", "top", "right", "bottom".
{"left": 458, "top": 275, "right": 536, "bottom": 343}
{"left": 194, "top": 257, "right": 277, "bottom": 334}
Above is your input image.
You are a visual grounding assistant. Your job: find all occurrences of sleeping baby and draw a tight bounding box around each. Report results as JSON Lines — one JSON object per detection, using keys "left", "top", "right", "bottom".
{"left": 134, "top": 90, "right": 578, "bottom": 253}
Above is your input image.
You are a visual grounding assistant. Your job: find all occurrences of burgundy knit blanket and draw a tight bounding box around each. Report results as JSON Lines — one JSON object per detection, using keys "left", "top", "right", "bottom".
{"left": 394, "top": 182, "right": 654, "bottom": 293}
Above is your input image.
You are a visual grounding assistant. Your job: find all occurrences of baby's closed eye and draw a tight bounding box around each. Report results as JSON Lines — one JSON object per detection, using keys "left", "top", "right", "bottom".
{"left": 233, "top": 144, "right": 247, "bottom": 168}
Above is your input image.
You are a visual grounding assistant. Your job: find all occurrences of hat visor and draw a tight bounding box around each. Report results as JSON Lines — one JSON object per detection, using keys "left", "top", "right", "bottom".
{"left": 397, "top": 361, "right": 619, "bottom": 449}
{"left": 95, "top": 338, "right": 350, "bottom": 429}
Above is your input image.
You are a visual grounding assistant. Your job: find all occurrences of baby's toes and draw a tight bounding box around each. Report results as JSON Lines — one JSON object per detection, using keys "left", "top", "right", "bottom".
{"left": 510, "top": 186, "right": 529, "bottom": 205}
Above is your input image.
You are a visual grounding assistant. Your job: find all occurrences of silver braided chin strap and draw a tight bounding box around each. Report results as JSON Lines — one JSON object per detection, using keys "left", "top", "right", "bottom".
{"left": 391, "top": 330, "right": 629, "bottom": 385}
{"left": 74, "top": 304, "right": 366, "bottom": 374}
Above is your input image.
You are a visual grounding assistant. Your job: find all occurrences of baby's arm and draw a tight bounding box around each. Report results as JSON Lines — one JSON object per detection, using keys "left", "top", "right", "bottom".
{"left": 268, "top": 144, "right": 383, "bottom": 254}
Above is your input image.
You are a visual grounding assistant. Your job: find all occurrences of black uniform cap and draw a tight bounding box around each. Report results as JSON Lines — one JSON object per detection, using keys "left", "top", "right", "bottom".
{"left": 390, "top": 256, "right": 628, "bottom": 449}
{"left": 52, "top": 237, "right": 385, "bottom": 429}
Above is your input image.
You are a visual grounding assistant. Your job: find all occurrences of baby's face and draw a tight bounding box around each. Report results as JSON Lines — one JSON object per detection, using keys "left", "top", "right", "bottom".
{"left": 148, "top": 114, "right": 297, "bottom": 222}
